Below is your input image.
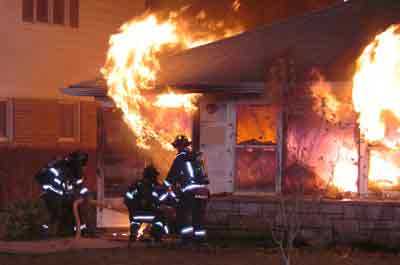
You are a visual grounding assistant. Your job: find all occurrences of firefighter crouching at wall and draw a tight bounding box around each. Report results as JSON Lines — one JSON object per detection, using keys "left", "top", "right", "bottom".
{"left": 165, "top": 135, "right": 210, "bottom": 244}
{"left": 124, "top": 165, "right": 171, "bottom": 243}
{"left": 35, "top": 150, "right": 91, "bottom": 237}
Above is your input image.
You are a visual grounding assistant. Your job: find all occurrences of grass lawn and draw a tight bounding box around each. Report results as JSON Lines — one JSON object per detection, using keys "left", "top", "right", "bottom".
{"left": 0, "top": 243, "right": 399, "bottom": 265}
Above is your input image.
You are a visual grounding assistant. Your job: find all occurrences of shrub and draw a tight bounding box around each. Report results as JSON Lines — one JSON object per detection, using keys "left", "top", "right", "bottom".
{"left": 3, "top": 199, "right": 49, "bottom": 241}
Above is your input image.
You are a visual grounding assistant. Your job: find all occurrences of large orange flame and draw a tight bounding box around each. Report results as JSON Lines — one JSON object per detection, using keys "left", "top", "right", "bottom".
{"left": 310, "top": 25, "right": 400, "bottom": 193}
{"left": 310, "top": 72, "right": 358, "bottom": 192}
{"left": 310, "top": 73, "right": 345, "bottom": 124}
{"left": 353, "top": 25, "right": 400, "bottom": 147}
{"left": 332, "top": 147, "right": 358, "bottom": 193}
{"left": 102, "top": 12, "right": 243, "bottom": 150}
{"left": 368, "top": 150, "right": 400, "bottom": 188}
{"left": 353, "top": 24, "right": 400, "bottom": 190}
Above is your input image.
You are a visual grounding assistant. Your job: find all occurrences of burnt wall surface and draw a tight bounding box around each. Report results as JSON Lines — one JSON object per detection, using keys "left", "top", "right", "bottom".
{"left": 284, "top": 80, "right": 358, "bottom": 193}
{"left": 206, "top": 196, "right": 400, "bottom": 247}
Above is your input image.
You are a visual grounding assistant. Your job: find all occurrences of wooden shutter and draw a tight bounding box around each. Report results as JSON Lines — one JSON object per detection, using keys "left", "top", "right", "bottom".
{"left": 70, "top": 0, "right": 79, "bottom": 28}
{"left": 14, "top": 99, "right": 58, "bottom": 146}
{"left": 14, "top": 100, "right": 34, "bottom": 144}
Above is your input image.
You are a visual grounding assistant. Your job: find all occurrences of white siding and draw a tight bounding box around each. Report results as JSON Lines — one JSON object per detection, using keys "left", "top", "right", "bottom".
{"left": 199, "top": 99, "right": 236, "bottom": 194}
{"left": 0, "top": 0, "right": 146, "bottom": 99}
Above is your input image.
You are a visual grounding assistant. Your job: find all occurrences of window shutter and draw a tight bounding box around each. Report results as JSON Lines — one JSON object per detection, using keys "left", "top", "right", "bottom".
{"left": 14, "top": 100, "right": 34, "bottom": 144}
{"left": 70, "top": 0, "right": 79, "bottom": 28}
{"left": 0, "top": 102, "right": 6, "bottom": 138}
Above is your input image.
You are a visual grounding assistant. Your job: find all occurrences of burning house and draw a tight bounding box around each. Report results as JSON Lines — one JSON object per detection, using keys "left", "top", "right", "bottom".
{"left": 63, "top": 0, "right": 400, "bottom": 244}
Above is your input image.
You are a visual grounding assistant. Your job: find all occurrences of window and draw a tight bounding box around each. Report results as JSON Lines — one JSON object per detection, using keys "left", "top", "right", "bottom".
{"left": 58, "top": 101, "right": 80, "bottom": 142}
{"left": 22, "top": 0, "right": 34, "bottom": 22}
{"left": 235, "top": 104, "right": 279, "bottom": 192}
{"left": 22, "top": 0, "right": 79, "bottom": 28}
{"left": 235, "top": 147, "right": 277, "bottom": 192}
{"left": 53, "top": 0, "right": 65, "bottom": 25}
{"left": 0, "top": 100, "right": 13, "bottom": 142}
{"left": 236, "top": 104, "right": 278, "bottom": 145}
{"left": 37, "top": 0, "right": 49, "bottom": 22}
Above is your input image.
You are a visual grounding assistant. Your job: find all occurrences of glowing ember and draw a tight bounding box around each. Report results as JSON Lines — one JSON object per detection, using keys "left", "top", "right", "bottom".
{"left": 232, "top": 0, "right": 241, "bottom": 12}
{"left": 102, "top": 12, "right": 243, "bottom": 150}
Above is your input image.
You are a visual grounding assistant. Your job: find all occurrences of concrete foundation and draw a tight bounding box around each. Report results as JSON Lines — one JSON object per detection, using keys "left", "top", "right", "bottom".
{"left": 206, "top": 196, "right": 400, "bottom": 247}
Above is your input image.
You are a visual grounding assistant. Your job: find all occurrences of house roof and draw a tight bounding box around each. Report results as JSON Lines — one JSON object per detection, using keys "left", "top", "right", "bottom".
{"left": 61, "top": 0, "right": 400, "bottom": 98}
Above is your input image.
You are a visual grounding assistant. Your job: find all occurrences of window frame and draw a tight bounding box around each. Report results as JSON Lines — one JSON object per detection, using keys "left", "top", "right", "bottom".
{"left": 57, "top": 100, "right": 80, "bottom": 143}
{"left": 0, "top": 99, "right": 14, "bottom": 143}
{"left": 233, "top": 100, "right": 282, "bottom": 194}
{"left": 22, "top": 0, "right": 78, "bottom": 28}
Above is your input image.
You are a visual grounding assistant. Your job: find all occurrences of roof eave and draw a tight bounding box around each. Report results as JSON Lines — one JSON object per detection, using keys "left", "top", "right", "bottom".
{"left": 60, "top": 81, "right": 265, "bottom": 98}
{"left": 156, "top": 81, "right": 265, "bottom": 94}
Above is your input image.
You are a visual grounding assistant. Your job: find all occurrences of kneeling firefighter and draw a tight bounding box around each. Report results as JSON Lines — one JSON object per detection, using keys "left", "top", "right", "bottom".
{"left": 35, "top": 150, "right": 90, "bottom": 236}
{"left": 165, "top": 135, "right": 210, "bottom": 243}
{"left": 124, "top": 165, "right": 170, "bottom": 242}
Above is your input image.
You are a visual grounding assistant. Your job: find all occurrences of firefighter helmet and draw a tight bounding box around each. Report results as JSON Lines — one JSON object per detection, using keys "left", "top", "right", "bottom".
{"left": 67, "top": 150, "right": 88, "bottom": 166}
{"left": 171, "top": 135, "right": 192, "bottom": 148}
{"left": 143, "top": 164, "right": 159, "bottom": 181}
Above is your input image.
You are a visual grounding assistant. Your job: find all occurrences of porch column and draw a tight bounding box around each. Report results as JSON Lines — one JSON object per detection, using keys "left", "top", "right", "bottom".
{"left": 357, "top": 126, "right": 369, "bottom": 197}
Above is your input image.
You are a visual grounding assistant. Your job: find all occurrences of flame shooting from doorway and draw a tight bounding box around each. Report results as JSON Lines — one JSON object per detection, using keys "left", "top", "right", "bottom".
{"left": 102, "top": 11, "right": 243, "bottom": 151}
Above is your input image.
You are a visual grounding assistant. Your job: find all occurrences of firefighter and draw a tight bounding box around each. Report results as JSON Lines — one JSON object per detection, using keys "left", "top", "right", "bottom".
{"left": 64, "top": 150, "right": 89, "bottom": 195}
{"left": 124, "top": 165, "right": 169, "bottom": 243}
{"left": 35, "top": 150, "right": 90, "bottom": 236}
{"left": 165, "top": 135, "right": 210, "bottom": 244}
{"left": 35, "top": 155, "right": 69, "bottom": 236}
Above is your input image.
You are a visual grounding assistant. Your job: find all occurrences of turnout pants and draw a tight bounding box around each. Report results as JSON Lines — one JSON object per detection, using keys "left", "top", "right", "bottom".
{"left": 41, "top": 193, "right": 75, "bottom": 235}
{"left": 41, "top": 193, "right": 88, "bottom": 236}
{"left": 176, "top": 188, "right": 209, "bottom": 242}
